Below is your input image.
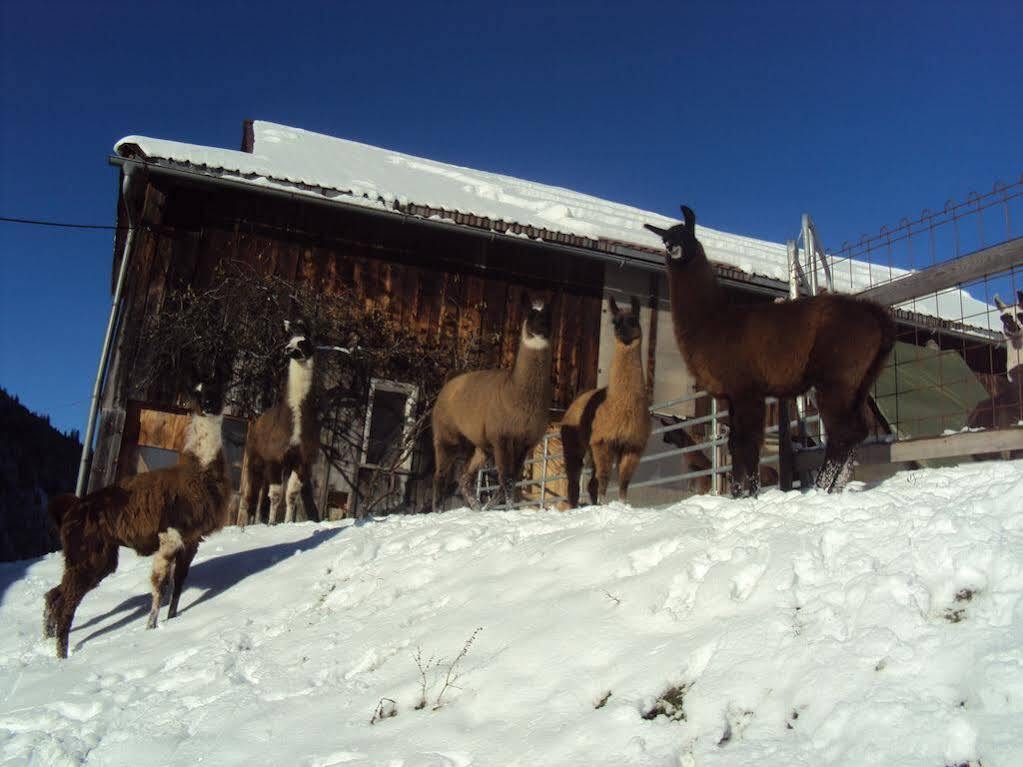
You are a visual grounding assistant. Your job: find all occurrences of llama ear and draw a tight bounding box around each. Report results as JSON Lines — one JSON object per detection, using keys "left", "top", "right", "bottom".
{"left": 1017, "top": 290, "right": 1023, "bottom": 307}
{"left": 631, "top": 295, "right": 641, "bottom": 315}
{"left": 644, "top": 223, "right": 668, "bottom": 238}
{"left": 995, "top": 295, "right": 1008, "bottom": 312}
{"left": 608, "top": 295, "right": 620, "bottom": 316}
{"left": 680, "top": 205, "right": 696, "bottom": 231}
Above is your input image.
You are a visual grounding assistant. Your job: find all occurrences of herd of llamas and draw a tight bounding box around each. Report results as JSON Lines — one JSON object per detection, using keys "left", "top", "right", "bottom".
{"left": 60, "top": 202, "right": 1023, "bottom": 659}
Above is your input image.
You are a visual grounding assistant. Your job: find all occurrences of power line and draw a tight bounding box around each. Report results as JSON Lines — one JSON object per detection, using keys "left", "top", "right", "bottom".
{"left": 0, "top": 215, "right": 120, "bottom": 231}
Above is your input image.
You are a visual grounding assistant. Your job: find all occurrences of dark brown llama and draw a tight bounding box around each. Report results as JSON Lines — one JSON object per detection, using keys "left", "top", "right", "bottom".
{"left": 560, "top": 296, "right": 651, "bottom": 506}
{"left": 432, "top": 296, "right": 554, "bottom": 511}
{"left": 236, "top": 320, "right": 321, "bottom": 526}
{"left": 644, "top": 205, "right": 895, "bottom": 496}
{"left": 44, "top": 378, "right": 232, "bottom": 658}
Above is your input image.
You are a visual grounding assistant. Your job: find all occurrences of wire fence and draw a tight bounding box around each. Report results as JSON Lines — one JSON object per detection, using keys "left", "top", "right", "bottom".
{"left": 824, "top": 175, "right": 1023, "bottom": 441}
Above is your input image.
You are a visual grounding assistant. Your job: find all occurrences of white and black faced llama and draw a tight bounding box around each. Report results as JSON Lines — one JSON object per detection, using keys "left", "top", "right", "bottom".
{"left": 995, "top": 291, "right": 1023, "bottom": 381}
{"left": 44, "top": 375, "right": 232, "bottom": 658}
{"left": 237, "top": 320, "right": 321, "bottom": 526}
{"left": 432, "top": 295, "right": 554, "bottom": 511}
{"left": 560, "top": 296, "right": 651, "bottom": 507}
{"left": 644, "top": 205, "right": 896, "bottom": 496}
{"left": 967, "top": 291, "right": 1023, "bottom": 447}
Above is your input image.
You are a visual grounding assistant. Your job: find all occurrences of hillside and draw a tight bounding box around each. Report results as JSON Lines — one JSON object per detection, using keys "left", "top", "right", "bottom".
{"left": 0, "top": 389, "right": 81, "bottom": 562}
{"left": 1, "top": 461, "right": 1021, "bottom": 766}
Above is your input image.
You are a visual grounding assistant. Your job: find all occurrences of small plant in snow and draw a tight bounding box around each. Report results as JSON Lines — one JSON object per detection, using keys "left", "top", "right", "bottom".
{"left": 369, "top": 697, "right": 397, "bottom": 725}
{"left": 410, "top": 627, "right": 484, "bottom": 711}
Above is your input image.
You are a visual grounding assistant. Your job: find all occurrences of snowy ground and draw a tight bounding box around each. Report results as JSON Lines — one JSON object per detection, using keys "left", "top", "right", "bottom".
{"left": 2, "top": 462, "right": 1022, "bottom": 767}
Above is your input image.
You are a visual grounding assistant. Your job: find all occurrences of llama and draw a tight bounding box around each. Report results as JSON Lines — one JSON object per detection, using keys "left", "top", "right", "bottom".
{"left": 560, "top": 296, "right": 651, "bottom": 506}
{"left": 236, "top": 320, "right": 321, "bottom": 526}
{"left": 432, "top": 295, "right": 553, "bottom": 511}
{"left": 44, "top": 377, "right": 232, "bottom": 658}
{"left": 994, "top": 291, "right": 1023, "bottom": 381}
{"left": 644, "top": 205, "right": 895, "bottom": 496}
{"left": 966, "top": 291, "right": 1023, "bottom": 454}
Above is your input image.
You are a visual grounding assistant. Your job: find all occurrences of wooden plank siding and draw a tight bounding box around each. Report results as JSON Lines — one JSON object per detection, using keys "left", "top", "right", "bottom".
{"left": 121, "top": 174, "right": 605, "bottom": 413}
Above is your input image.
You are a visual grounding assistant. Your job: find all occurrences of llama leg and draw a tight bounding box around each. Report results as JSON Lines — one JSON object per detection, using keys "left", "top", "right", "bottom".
{"left": 55, "top": 544, "right": 118, "bottom": 659}
{"left": 729, "top": 397, "right": 765, "bottom": 498}
{"left": 458, "top": 447, "right": 488, "bottom": 511}
{"left": 43, "top": 586, "right": 63, "bottom": 639}
{"left": 167, "top": 539, "right": 199, "bottom": 620}
{"left": 283, "top": 471, "right": 302, "bottom": 524}
{"left": 617, "top": 450, "right": 642, "bottom": 504}
{"left": 299, "top": 472, "right": 321, "bottom": 523}
{"left": 560, "top": 424, "right": 584, "bottom": 509}
{"left": 510, "top": 445, "right": 531, "bottom": 506}
{"left": 492, "top": 439, "right": 516, "bottom": 508}
{"left": 590, "top": 441, "right": 613, "bottom": 505}
{"left": 267, "top": 483, "right": 284, "bottom": 524}
{"left": 433, "top": 442, "right": 458, "bottom": 513}
{"left": 254, "top": 485, "right": 267, "bottom": 524}
{"left": 815, "top": 386, "right": 865, "bottom": 492}
{"left": 147, "top": 528, "right": 184, "bottom": 630}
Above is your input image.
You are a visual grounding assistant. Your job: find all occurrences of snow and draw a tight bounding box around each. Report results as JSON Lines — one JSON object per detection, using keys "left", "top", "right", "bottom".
{"left": 5, "top": 460, "right": 1022, "bottom": 766}
{"left": 113, "top": 122, "right": 1000, "bottom": 333}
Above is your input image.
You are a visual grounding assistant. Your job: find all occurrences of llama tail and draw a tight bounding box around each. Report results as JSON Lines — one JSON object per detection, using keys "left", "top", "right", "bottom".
{"left": 47, "top": 494, "right": 81, "bottom": 529}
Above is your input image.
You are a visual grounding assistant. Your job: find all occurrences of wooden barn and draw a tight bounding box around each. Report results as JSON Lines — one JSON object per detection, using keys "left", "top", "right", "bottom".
{"left": 86, "top": 120, "right": 1015, "bottom": 515}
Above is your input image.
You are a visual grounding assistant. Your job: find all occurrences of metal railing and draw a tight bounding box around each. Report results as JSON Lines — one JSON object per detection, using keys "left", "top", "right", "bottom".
{"left": 474, "top": 390, "right": 821, "bottom": 510}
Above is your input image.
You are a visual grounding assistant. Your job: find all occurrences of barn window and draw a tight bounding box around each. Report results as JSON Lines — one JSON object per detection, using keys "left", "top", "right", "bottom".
{"left": 361, "top": 379, "right": 418, "bottom": 470}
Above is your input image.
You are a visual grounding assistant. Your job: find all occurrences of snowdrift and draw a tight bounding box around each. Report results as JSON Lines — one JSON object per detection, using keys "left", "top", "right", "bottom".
{"left": 2, "top": 462, "right": 1022, "bottom": 766}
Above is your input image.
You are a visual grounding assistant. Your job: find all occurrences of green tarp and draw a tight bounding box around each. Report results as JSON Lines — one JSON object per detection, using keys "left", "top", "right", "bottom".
{"left": 873, "top": 341, "right": 990, "bottom": 465}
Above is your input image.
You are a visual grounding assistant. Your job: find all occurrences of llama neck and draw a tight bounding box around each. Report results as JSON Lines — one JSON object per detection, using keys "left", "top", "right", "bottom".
{"left": 183, "top": 414, "right": 224, "bottom": 468}
{"left": 511, "top": 325, "right": 553, "bottom": 399}
{"left": 607, "top": 339, "right": 645, "bottom": 401}
{"left": 286, "top": 357, "right": 315, "bottom": 445}
{"left": 667, "top": 251, "right": 722, "bottom": 332}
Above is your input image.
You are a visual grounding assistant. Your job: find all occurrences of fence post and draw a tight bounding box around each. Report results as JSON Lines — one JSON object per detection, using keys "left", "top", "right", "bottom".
{"left": 540, "top": 434, "right": 549, "bottom": 508}
{"left": 711, "top": 397, "right": 720, "bottom": 495}
{"left": 778, "top": 398, "right": 793, "bottom": 492}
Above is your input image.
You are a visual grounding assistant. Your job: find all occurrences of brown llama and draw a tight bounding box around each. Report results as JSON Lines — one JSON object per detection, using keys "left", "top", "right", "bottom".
{"left": 432, "top": 295, "right": 553, "bottom": 511}
{"left": 236, "top": 320, "right": 321, "bottom": 526}
{"left": 644, "top": 205, "right": 895, "bottom": 496}
{"left": 560, "top": 296, "right": 651, "bottom": 506}
{"left": 44, "top": 377, "right": 232, "bottom": 658}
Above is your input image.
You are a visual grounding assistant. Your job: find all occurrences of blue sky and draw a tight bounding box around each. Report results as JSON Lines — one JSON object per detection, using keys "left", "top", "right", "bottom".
{"left": 1, "top": 0, "right": 1021, "bottom": 435}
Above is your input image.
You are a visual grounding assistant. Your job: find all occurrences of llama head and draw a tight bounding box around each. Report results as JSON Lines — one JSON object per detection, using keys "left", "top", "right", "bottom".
{"left": 644, "top": 205, "right": 703, "bottom": 268}
{"left": 608, "top": 295, "right": 642, "bottom": 346}
{"left": 283, "top": 319, "right": 314, "bottom": 362}
{"left": 521, "top": 294, "right": 553, "bottom": 350}
{"left": 186, "top": 369, "right": 226, "bottom": 416}
{"left": 995, "top": 291, "right": 1023, "bottom": 380}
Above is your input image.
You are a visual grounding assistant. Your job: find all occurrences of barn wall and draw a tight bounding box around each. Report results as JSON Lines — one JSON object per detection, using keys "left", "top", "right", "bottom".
{"left": 97, "top": 174, "right": 606, "bottom": 509}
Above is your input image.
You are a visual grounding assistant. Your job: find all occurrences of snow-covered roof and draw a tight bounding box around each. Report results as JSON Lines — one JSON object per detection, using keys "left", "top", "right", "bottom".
{"left": 113, "top": 121, "right": 1000, "bottom": 336}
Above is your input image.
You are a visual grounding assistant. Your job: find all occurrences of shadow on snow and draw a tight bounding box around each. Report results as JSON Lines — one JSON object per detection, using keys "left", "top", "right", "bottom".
{"left": 72, "top": 525, "right": 350, "bottom": 652}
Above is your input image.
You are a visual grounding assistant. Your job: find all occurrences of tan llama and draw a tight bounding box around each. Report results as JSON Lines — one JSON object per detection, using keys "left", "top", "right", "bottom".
{"left": 560, "top": 296, "right": 651, "bottom": 506}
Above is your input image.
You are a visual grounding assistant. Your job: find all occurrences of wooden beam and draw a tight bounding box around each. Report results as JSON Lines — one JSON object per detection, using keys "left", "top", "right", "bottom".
{"left": 793, "top": 427, "right": 1023, "bottom": 473}
{"left": 856, "top": 237, "right": 1023, "bottom": 307}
